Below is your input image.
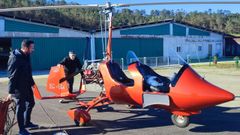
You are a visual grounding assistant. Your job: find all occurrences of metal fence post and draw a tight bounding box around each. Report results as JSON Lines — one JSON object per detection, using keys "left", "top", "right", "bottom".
{"left": 168, "top": 56, "right": 170, "bottom": 66}
{"left": 144, "top": 57, "right": 146, "bottom": 65}
{"left": 155, "top": 57, "right": 158, "bottom": 67}
{"left": 121, "top": 58, "right": 124, "bottom": 69}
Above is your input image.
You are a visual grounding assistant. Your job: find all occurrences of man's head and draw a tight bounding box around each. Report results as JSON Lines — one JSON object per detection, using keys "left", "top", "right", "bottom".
{"left": 21, "top": 39, "right": 34, "bottom": 55}
{"left": 69, "top": 51, "right": 76, "bottom": 60}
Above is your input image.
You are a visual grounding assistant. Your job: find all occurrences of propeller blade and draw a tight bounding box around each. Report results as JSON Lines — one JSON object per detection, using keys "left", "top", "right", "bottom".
{"left": 1, "top": 1, "right": 239, "bottom": 12}
{"left": 113, "top": 1, "right": 240, "bottom": 8}
{"left": 0, "top": 4, "right": 103, "bottom": 12}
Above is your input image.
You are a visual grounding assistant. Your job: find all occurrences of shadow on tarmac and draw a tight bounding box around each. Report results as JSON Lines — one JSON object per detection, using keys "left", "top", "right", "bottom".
{"left": 30, "top": 106, "right": 240, "bottom": 134}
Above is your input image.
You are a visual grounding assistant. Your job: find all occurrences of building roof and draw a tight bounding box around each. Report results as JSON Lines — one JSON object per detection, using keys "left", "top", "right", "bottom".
{"left": 108, "top": 19, "right": 235, "bottom": 37}
{"left": 0, "top": 13, "right": 89, "bottom": 32}
{"left": 0, "top": 13, "right": 237, "bottom": 37}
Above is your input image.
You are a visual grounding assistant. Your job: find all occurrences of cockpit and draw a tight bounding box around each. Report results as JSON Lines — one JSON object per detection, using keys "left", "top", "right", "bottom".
{"left": 107, "top": 51, "right": 189, "bottom": 93}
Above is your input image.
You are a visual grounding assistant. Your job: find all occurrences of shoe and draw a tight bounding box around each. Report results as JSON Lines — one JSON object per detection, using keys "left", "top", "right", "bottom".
{"left": 19, "top": 129, "right": 31, "bottom": 135}
{"left": 25, "top": 122, "right": 39, "bottom": 128}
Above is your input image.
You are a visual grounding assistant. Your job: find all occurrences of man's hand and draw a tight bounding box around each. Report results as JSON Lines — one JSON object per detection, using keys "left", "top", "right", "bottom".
{"left": 6, "top": 94, "right": 13, "bottom": 101}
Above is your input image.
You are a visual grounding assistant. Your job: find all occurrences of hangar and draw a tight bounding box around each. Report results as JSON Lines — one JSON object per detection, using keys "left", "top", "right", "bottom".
{"left": 0, "top": 15, "right": 90, "bottom": 70}
{"left": 0, "top": 15, "right": 231, "bottom": 70}
{"left": 94, "top": 19, "right": 226, "bottom": 65}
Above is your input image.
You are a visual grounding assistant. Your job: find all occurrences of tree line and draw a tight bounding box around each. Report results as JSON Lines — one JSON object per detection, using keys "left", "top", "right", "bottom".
{"left": 0, "top": 0, "right": 239, "bottom": 35}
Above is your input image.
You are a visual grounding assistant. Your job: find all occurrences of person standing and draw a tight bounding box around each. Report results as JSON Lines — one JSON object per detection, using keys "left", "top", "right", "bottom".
{"left": 58, "top": 51, "right": 82, "bottom": 94}
{"left": 7, "top": 39, "right": 38, "bottom": 135}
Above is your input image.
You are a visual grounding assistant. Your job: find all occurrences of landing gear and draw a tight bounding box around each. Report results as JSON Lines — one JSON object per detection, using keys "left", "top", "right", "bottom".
{"left": 74, "top": 111, "right": 91, "bottom": 126}
{"left": 68, "top": 109, "right": 91, "bottom": 126}
{"left": 68, "top": 95, "right": 110, "bottom": 126}
{"left": 171, "top": 114, "right": 190, "bottom": 128}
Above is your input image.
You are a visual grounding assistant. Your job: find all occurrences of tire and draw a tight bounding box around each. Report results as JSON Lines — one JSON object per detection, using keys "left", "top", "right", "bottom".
{"left": 126, "top": 104, "right": 140, "bottom": 109}
{"left": 73, "top": 110, "right": 91, "bottom": 126}
{"left": 74, "top": 119, "right": 86, "bottom": 126}
{"left": 74, "top": 120, "right": 80, "bottom": 126}
{"left": 171, "top": 114, "right": 190, "bottom": 128}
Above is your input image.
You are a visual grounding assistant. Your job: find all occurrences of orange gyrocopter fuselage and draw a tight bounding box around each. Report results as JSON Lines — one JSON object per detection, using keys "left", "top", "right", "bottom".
{"left": 33, "top": 57, "right": 234, "bottom": 128}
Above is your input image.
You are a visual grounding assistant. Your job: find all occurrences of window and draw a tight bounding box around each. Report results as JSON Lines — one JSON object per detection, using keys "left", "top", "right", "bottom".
{"left": 198, "top": 46, "right": 202, "bottom": 51}
{"left": 176, "top": 46, "right": 181, "bottom": 52}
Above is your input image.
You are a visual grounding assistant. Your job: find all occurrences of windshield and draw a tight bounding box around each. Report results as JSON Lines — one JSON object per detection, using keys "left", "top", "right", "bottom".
{"left": 126, "top": 51, "right": 140, "bottom": 65}
{"left": 126, "top": 50, "right": 187, "bottom": 66}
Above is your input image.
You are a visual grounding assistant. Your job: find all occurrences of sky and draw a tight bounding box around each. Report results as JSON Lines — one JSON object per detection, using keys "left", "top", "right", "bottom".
{"left": 64, "top": 0, "right": 240, "bottom": 14}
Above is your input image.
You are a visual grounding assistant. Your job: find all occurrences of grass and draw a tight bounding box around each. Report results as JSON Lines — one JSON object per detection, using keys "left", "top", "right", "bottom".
{"left": 191, "top": 62, "right": 238, "bottom": 68}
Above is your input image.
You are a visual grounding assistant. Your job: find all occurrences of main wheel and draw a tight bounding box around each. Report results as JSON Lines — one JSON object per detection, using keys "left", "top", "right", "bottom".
{"left": 74, "top": 119, "right": 86, "bottom": 126}
{"left": 171, "top": 114, "right": 190, "bottom": 128}
{"left": 74, "top": 110, "right": 91, "bottom": 126}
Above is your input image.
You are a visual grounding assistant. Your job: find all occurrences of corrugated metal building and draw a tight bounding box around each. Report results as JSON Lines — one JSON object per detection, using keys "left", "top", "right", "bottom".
{"left": 0, "top": 16, "right": 90, "bottom": 70}
{"left": 94, "top": 20, "right": 226, "bottom": 63}
{"left": 0, "top": 16, "right": 232, "bottom": 70}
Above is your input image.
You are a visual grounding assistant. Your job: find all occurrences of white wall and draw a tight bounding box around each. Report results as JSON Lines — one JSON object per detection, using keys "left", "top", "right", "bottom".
{"left": 59, "top": 28, "right": 90, "bottom": 37}
{"left": 1, "top": 29, "right": 90, "bottom": 38}
{"left": 164, "top": 34, "right": 223, "bottom": 60}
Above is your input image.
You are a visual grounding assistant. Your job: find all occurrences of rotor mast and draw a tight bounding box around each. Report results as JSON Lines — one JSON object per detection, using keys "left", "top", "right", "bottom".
{"left": 105, "top": 2, "right": 113, "bottom": 61}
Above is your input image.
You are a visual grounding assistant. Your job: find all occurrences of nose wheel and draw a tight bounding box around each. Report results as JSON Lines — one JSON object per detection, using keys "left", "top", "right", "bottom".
{"left": 171, "top": 114, "right": 189, "bottom": 128}
{"left": 68, "top": 109, "right": 91, "bottom": 126}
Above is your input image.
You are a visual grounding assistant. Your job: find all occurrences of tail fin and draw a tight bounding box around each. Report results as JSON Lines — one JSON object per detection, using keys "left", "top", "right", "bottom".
{"left": 46, "top": 65, "right": 69, "bottom": 96}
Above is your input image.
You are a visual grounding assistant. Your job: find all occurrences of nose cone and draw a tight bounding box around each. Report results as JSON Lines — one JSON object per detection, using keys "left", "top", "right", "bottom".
{"left": 170, "top": 67, "right": 235, "bottom": 110}
{"left": 205, "top": 85, "right": 235, "bottom": 106}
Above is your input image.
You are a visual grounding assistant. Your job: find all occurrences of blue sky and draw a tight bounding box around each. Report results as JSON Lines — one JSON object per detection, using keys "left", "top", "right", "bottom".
{"left": 65, "top": 0, "right": 240, "bottom": 14}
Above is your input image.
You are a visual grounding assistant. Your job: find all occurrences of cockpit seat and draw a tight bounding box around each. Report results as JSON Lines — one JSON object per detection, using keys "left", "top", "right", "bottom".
{"left": 137, "top": 63, "right": 170, "bottom": 93}
{"left": 107, "top": 61, "right": 134, "bottom": 86}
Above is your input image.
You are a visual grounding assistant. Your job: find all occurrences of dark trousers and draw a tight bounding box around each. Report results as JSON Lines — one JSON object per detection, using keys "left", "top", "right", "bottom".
{"left": 67, "top": 77, "right": 74, "bottom": 93}
{"left": 15, "top": 93, "right": 35, "bottom": 130}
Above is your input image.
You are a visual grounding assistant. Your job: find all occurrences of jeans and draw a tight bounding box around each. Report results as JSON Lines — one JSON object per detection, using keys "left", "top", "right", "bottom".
{"left": 14, "top": 92, "right": 35, "bottom": 130}
{"left": 67, "top": 77, "right": 74, "bottom": 94}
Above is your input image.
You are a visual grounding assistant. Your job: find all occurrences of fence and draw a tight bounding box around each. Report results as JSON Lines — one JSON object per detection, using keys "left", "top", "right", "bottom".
{"left": 113, "top": 56, "right": 237, "bottom": 70}
{"left": 113, "top": 56, "right": 184, "bottom": 70}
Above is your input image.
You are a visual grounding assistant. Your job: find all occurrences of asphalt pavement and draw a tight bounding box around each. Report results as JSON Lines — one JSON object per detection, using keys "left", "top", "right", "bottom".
{"left": 0, "top": 79, "right": 239, "bottom": 135}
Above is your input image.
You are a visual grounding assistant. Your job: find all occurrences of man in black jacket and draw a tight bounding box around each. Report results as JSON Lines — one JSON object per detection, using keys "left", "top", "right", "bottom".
{"left": 7, "top": 40, "right": 37, "bottom": 135}
{"left": 58, "top": 51, "right": 82, "bottom": 94}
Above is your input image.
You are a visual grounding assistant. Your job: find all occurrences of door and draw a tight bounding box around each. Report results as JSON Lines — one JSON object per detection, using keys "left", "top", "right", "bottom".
{"left": 0, "top": 38, "right": 11, "bottom": 70}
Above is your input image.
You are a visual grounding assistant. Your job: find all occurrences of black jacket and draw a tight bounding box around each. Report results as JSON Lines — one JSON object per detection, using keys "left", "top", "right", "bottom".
{"left": 59, "top": 56, "right": 82, "bottom": 74}
{"left": 8, "top": 49, "right": 35, "bottom": 99}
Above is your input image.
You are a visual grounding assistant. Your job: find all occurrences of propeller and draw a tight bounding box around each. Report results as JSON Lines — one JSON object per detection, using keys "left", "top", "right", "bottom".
{"left": 113, "top": 1, "right": 240, "bottom": 8}
{"left": 0, "top": 1, "right": 240, "bottom": 12}
{"left": 0, "top": 4, "right": 100, "bottom": 12}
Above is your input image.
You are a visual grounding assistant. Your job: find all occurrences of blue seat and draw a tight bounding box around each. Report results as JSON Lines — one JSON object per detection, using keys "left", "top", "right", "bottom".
{"left": 107, "top": 61, "right": 134, "bottom": 86}
{"left": 137, "top": 63, "right": 170, "bottom": 93}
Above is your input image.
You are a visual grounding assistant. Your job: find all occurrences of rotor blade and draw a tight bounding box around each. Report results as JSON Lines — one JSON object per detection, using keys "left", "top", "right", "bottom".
{"left": 113, "top": 1, "right": 240, "bottom": 8}
{"left": 0, "top": 4, "right": 103, "bottom": 12}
